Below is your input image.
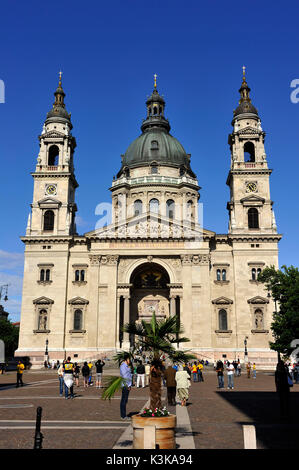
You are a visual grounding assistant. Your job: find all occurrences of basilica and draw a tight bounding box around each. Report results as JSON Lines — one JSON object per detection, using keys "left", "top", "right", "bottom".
{"left": 16, "top": 71, "right": 281, "bottom": 368}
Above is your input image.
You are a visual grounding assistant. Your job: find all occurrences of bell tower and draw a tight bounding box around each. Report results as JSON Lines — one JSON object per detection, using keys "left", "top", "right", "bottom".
{"left": 226, "top": 67, "right": 277, "bottom": 234}
{"left": 27, "top": 73, "right": 78, "bottom": 237}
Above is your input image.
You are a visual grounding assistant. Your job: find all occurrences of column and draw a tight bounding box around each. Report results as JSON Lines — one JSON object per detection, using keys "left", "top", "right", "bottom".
{"left": 116, "top": 295, "right": 121, "bottom": 349}
{"left": 122, "top": 295, "right": 131, "bottom": 350}
{"left": 170, "top": 295, "right": 176, "bottom": 316}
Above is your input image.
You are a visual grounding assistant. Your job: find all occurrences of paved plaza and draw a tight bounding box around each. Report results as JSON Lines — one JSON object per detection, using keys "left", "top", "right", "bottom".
{"left": 0, "top": 367, "right": 298, "bottom": 449}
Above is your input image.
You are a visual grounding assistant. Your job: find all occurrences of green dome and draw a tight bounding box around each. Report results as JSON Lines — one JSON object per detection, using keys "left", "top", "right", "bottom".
{"left": 122, "top": 129, "right": 190, "bottom": 168}
{"left": 119, "top": 84, "right": 194, "bottom": 175}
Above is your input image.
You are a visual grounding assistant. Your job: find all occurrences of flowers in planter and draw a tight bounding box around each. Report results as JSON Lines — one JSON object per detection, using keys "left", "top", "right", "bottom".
{"left": 141, "top": 406, "right": 170, "bottom": 417}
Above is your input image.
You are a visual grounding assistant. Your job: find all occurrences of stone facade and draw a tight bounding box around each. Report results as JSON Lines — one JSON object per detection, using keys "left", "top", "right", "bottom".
{"left": 15, "top": 73, "right": 281, "bottom": 369}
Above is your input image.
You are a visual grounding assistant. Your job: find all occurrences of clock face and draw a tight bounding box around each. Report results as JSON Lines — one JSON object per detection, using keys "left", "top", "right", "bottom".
{"left": 246, "top": 182, "right": 257, "bottom": 193}
{"left": 45, "top": 184, "right": 57, "bottom": 196}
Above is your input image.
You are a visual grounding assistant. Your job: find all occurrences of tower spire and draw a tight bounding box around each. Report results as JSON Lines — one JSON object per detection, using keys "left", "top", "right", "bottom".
{"left": 45, "top": 72, "right": 72, "bottom": 128}
{"left": 154, "top": 73, "right": 157, "bottom": 89}
{"left": 233, "top": 67, "right": 259, "bottom": 118}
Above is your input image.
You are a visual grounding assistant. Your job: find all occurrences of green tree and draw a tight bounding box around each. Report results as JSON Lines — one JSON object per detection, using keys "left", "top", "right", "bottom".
{"left": 0, "top": 317, "right": 19, "bottom": 358}
{"left": 258, "top": 265, "right": 299, "bottom": 358}
{"left": 102, "top": 313, "right": 195, "bottom": 410}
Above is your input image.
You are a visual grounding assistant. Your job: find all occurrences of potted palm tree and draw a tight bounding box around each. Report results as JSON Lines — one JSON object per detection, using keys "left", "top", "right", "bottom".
{"left": 102, "top": 312, "right": 195, "bottom": 449}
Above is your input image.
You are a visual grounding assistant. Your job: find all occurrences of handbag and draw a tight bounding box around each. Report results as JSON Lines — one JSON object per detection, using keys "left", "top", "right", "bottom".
{"left": 287, "top": 375, "right": 293, "bottom": 387}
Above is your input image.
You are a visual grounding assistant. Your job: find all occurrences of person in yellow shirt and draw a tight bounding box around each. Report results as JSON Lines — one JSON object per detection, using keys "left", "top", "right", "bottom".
{"left": 16, "top": 360, "right": 25, "bottom": 387}
{"left": 197, "top": 362, "right": 204, "bottom": 382}
{"left": 191, "top": 363, "right": 198, "bottom": 382}
{"left": 88, "top": 361, "right": 93, "bottom": 386}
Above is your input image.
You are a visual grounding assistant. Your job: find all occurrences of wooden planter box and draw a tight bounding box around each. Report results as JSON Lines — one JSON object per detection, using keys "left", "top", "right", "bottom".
{"left": 132, "top": 414, "right": 176, "bottom": 449}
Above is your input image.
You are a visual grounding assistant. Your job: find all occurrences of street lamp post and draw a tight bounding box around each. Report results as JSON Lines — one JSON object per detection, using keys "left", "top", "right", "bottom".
{"left": 44, "top": 339, "right": 49, "bottom": 366}
{"left": 244, "top": 336, "right": 248, "bottom": 363}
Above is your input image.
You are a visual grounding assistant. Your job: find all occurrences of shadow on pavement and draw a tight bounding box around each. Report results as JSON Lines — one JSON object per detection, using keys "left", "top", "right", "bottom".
{"left": 218, "top": 389, "right": 299, "bottom": 449}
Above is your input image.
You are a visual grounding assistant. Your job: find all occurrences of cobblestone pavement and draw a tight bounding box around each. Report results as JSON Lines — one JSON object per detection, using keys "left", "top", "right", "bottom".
{"left": 0, "top": 368, "right": 298, "bottom": 449}
{"left": 188, "top": 368, "right": 299, "bottom": 449}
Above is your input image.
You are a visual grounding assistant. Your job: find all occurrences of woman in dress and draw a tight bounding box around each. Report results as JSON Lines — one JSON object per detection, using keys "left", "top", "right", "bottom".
{"left": 175, "top": 364, "right": 191, "bottom": 406}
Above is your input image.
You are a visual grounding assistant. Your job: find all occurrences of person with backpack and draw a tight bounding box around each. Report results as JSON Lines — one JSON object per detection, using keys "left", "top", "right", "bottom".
{"left": 136, "top": 361, "right": 145, "bottom": 388}
{"left": 63, "top": 357, "right": 74, "bottom": 399}
{"left": 95, "top": 359, "right": 105, "bottom": 388}
{"left": 82, "top": 362, "right": 90, "bottom": 389}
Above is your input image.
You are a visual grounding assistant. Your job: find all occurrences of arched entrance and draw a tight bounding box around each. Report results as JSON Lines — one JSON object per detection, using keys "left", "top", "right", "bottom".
{"left": 130, "top": 262, "right": 170, "bottom": 324}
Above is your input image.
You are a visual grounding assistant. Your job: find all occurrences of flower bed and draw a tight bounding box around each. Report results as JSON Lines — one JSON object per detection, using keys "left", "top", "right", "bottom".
{"left": 141, "top": 407, "right": 170, "bottom": 417}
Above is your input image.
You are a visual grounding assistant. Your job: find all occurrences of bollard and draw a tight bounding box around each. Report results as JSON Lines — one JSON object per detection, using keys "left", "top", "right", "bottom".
{"left": 33, "top": 406, "right": 44, "bottom": 449}
{"left": 243, "top": 425, "right": 256, "bottom": 449}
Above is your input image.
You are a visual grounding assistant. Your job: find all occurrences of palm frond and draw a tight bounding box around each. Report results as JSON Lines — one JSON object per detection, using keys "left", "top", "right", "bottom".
{"left": 169, "top": 350, "right": 197, "bottom": 364}
{"left": 101, "top": 376, "right": 125, "bottom": 400}
{"left": 113, "top": 350, "right": 134, "bottom": 366}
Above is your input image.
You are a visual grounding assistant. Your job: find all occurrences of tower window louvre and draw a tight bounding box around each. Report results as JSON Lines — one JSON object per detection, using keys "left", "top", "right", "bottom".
{"left": 248, "top": 208, "right": 259, "bottom": 229}
{"left": 43, "top": 210, "right": 54, "bottom": 231}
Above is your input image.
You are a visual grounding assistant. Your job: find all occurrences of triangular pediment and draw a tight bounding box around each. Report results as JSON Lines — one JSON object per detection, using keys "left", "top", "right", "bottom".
{"left": 68, "top": 296, "right": 89, "bottom": 305}
{"left": 240, "top": 194, "right": 265, "bottom": 204}
{"left": 85, "top": 211, "right": 215, "bottom": 240}
{"left": 237, "top": 126, "right": 261, "bottom": 135}
{"left": 33, "top": 296, "right": 54, "bottom": 305}
{"left": 247, "top": 296, "right": 269, "bottom": 304}
{"left": 212, "top": 296, "right": 233, "bottom": 305}
{"left": 37, "top": 197, "right": 62, "bottom": 208}
{"left": 42, "top": 130, "right": 65, "bottom": 139}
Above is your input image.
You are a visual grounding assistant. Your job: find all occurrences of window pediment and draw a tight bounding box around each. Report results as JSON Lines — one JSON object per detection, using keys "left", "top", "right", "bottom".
{"left": 247, "top": 296, "right": 269, "bottom": 304}
{"left": 38, "top": 197, "right": 62, "bottom": 209}
{"left": 33, "top": 296, "right": 54, "bottom": 305}
{"left": 240, "top": 195, "right": 265, "bottom": 206}
{"left": 68, "top": 296, "right": 89, "bottom": 305}
{"left": 212, "top": 296, "right": 233, "bottom": 305}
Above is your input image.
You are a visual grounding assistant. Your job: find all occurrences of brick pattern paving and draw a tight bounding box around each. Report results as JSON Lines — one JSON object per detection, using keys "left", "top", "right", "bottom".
{"left": 0, "top": 368, "right": 299, "bottom": 449}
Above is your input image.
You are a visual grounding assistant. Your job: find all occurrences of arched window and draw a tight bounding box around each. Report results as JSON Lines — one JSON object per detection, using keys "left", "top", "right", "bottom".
{"left": 80, "top": 270, "right": 85, "bottom": 282}
{"left": 244, "top": 142, "right": 255, "bottom": 162}
{"left": 48, "top": 145, "right": 59, "bottom": 166}
{"left": 134, "top": 200, "right": 143, "bottom": 217}
{"left": 257, "top": 268, "right": 262, "bottom": 278}
{"left": 149, "top": 198, "right": 159, "bottom": 214}
{"left": 151, "top": 140, "right": 159, "bottom": 150}
{"left": 151, "top": 165, "right": 158, "bottom": 174}
{"left": 45, "top": 269, "right": 50, "bottom": 281}
{"left": 187, "top": 200, "right": 194, "bottom": 220}
{"left": 75, "top": 270, "right": 80, "bottom": 282}
{"left": 251, "top": 268, "right": 256, "bottom": 280}
{"left": 248, "top": 208, "right": 259, "bottom": 229}
{"left": 166, "top": 199, "right": 175, "bottom": 219}
{"left": 40, "top": 269, "right": 45, "bottom": 281}
{"left": 216, "top": 269, "right": 221, "bottom": 281}
{"left": 74, "top": 309, "right": 82, "bottom": 330}
{"left": 43, "top": 210, "right": 54, "bottom": 231}
{"left": 153, "top": 106, "right": 158, "bottom": 115}
{"left": 219, "top": 309, "right": 228, "bottom": 331}
{"left": 222, "top": 269, "right": 227, "bottom": 281}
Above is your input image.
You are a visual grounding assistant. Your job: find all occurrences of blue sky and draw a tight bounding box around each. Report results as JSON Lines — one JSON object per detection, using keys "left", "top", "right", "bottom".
{"left": 1, "top": 1, "right": 299, "bottom": 321}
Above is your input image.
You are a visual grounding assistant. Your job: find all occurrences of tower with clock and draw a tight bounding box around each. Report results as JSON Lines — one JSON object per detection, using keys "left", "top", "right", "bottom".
{"left": 26, "top": 72, "right": 78, "bottom": 237}
{"left": 226, "top": 67, "right": 277, "bottom": 235}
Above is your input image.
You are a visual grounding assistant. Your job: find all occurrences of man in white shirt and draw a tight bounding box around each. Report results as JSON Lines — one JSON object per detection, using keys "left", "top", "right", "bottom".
{"left": 226, "top": 361, "right": 235, "bottom": 390}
